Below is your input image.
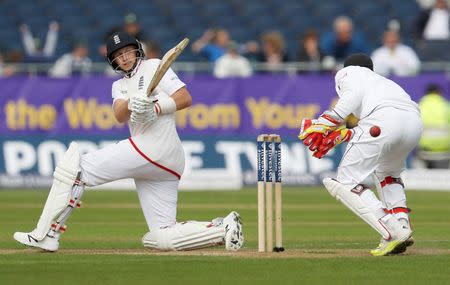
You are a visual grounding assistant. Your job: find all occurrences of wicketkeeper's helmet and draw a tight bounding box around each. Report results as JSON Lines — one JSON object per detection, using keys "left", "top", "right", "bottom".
{"left": 106, "top": 31, "right": 144, "bottom": 75}
{"left": 343, "top": 53, "right": 373, "bottom": 71}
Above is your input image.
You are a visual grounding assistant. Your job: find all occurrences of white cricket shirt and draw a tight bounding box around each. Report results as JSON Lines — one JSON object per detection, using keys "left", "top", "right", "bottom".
{"left": 111, "top": 59, "right": 186, "bottom": 175}
{"left": 333, "top": 66, "right": 420, "bottom": 120}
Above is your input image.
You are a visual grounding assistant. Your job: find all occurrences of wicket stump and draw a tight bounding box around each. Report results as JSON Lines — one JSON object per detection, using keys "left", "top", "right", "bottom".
{"left": 257, "top": 134, "right": 284, "bottom": 252}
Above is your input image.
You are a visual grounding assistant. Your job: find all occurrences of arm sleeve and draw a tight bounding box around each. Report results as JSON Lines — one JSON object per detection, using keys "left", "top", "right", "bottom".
{"left": 199, "top": 44, "right": 214, "bottom": 60}
{"left": 213, "top": 57, "right": 226, "bottom": 78}
{"left": 112, "top": 81, "right": 127, "bottom": 103}
{"left": 21, "top": 30, "right": 36, "bottom": 56}
{"left": 81, "top": 58, "right": 92, "bottom": 73}
{"left": 43, "top": 27, "right": 58, "bottom": 56}
{"left": 333, "top": 70, "right": 363, "bottom": 118}
{"left": 158, "top": 66, "right": 186, "bottom": 96}
{"left": 403, "top": 47, "right": 421, "bottom": 74}
{"left": 49, "top": 55, "right": 71, "bottom": 77}
{"left": 371, "top": 49, "right": 389, "bottom": 76}
{"left": 242, "top": 59, "right": 253, "bottom": 77}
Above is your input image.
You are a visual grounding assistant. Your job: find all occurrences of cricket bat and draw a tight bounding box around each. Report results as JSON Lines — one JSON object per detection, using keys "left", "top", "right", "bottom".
{"left": 146, "top": 37, "right": 189, "bottom": 97}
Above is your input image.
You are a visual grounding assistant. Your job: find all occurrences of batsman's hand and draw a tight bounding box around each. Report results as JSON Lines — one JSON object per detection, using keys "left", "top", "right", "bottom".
{"left": 128, "top": 94, "right": 158, "bottom": 124}
{"left": 312, "top": 126, "right": 354, "bottom": 159}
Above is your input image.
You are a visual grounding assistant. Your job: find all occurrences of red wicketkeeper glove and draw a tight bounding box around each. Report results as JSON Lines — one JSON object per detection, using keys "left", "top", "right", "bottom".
{"left": 298, "top": 110, "right": 343, "bottom": 152}
{"left": 313, "top": 126, "right": 354, "bottom": 158}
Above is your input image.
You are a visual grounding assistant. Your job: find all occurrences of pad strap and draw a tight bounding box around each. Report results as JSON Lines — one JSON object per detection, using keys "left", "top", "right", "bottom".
{"left": 384, "top": 207, "right": 411, "bottom": 214}
{"left": 380, "top": 176, "right": 404, "bottom": 188}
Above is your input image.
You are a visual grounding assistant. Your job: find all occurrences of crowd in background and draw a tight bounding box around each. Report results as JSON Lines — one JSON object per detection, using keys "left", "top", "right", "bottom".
{"left": 0, "top": 0, "right": 448, "bottom": 168}
{"left": 0, "top": 0, "right": 449, "bottom": 78}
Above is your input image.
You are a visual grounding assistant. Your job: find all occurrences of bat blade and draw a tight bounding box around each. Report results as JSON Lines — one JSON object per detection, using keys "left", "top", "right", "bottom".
{"left": 146, "top": 37, "right": 189, "bottom": 97}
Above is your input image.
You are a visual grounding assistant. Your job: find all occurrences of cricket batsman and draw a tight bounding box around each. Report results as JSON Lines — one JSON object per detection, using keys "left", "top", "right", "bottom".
{"left": 298, "top": 54, "right": 423, "bottom": 256}
{"left": 14, "top": 32, "right": 244, "bottom": 252}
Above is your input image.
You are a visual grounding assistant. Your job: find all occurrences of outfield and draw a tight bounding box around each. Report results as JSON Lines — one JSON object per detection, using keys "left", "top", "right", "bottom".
{"left": 1, "top": 187, "right": 449, "bottom": 285}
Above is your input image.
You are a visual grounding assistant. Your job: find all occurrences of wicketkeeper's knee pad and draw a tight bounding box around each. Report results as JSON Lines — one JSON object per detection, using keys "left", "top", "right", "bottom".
{"left": 32, "top": 142, "right": 85, "bottom": 240}
{"left": 142, "top": 221, "right": 225, "bottom": 251}
{"left": 323, "top": 178, "right": 396, "bottom": 240}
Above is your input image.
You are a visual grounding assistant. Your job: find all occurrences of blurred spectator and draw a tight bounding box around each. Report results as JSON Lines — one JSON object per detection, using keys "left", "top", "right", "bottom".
{"left": 145, "top": 40, "right": 161, "bottom": 59}
{"left": 0, "top": 52, "right": 16, "bottom": 77}
{"left": 213, "top": 41, "right": 252, "bottom": 78}
{"left": 123, "top": 13, "right": 145, "bottom": 41}
{"left": 49, "top": 43, "right": 92, "bottom": 77}
{"left": 99, "top": 27, "right": 121, "bottom": 58}
{"left": 320, "top": 16, "right": 369, "bottom": 62}
{"left": 297, "top": 30, "right": 323, "bottom": 72}
{"left": 192, "top": 28, "right": 230, "bottom": 62}
{"left": 19, "top": 21, "right": 59, "bottom": 62}
{"left": 5, "top": 49, "right": 24, "bottom": 63}
{"left": 417, "top": 83, "right": 450, "bottom": 168}
{"left": 417, "top": 0, "right": 438, "bottom": 9}
{"left": 371, "top": 29, "right": 421, "bottom": 77}
{"left": 416, "top": 0, "right": 450, "bottom": 40}
{"left": 256, "top": 30, "right": 289, "bottom": 71}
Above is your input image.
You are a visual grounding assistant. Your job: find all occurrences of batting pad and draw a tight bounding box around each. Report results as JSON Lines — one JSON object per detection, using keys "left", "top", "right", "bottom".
{"left": 142, "top": 221, "right": 225, "bottom": 251}
{"left": 323, "top": 178, "right": 393, "bottom": 239}
{"left": 32, "top": 142, "right": 82, "bottom": 240}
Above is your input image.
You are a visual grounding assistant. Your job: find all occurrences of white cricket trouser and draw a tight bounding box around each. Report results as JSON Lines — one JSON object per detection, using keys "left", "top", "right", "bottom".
{"left": 337, "top": 107, "right": 423, "bottom": 187}
{"left": 79, "top": 138, "right": 182, "bottom": 231}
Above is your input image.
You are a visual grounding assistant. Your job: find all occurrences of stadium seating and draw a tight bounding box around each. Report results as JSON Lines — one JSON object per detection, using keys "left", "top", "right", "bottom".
{"left": 417, "top": 40, "right": 450, "bottom": 61}
{"left": 0, "top": 0, "right": 443, "bottom": 63}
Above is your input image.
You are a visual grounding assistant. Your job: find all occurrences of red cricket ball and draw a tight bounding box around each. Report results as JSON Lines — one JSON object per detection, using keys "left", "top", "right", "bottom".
{"left": 369, "top": 125, "right": 381, "bottom": 137}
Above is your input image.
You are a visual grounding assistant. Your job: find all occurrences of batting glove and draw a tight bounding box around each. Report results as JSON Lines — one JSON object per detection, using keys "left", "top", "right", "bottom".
{"left": 128, "top": 94, "right": 158, "bottom": 124}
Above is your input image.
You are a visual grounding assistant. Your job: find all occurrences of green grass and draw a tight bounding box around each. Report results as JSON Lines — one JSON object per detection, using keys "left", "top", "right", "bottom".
{"left": 1, "top": 187, "right": 449, "bottom": 285}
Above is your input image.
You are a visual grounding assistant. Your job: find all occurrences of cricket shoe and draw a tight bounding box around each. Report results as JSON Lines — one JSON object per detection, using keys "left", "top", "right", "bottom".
{"left": 370, "top": 218, "right": 412, "bottom": 256}
{"left": 372, "top": 236, "right": 414, "bottom": 255}
{"left": 13, "top": 232, "right": 59, "bottom": 252}
{"left": 390, "top": 236, "right": 414, "bottom": 254}
{"left": 390, "top": 218, "right": 414, "bottom": 254}
{"left": 223, "top": 211, "right": 244, "bottom": 251}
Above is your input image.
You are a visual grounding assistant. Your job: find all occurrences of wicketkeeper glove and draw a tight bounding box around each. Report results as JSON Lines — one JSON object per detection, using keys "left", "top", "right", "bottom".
{"left": 128, "top": 94, "right": 158, "bottom": 124}
{"left": 312, "top": 126, "right": 354, "bottom": 159}
{"left": 298, "top": 110, "right": 343, "bottom": 151}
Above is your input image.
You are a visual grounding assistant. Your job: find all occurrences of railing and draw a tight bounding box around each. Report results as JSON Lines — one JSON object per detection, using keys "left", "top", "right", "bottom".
{"left": 4, "top": 61, "right": 450, "bottom": 76}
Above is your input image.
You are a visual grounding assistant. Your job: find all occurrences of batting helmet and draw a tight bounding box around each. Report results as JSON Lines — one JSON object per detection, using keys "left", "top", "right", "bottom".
{"left": 106, "top": 31, "right": 144, "bottom": 74}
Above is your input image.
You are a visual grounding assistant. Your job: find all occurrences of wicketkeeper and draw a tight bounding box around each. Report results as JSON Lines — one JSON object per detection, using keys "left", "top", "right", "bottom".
{"left": 298, "top": 53, "right": 422, "bottom": 256}
{"left": 14, "top": 32, "right": 244, "bottom": 252}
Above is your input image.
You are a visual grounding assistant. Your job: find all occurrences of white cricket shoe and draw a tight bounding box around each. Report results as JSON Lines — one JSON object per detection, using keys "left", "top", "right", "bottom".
{"left": 372, "top": 236, "right": 414, "bottom": 256}
{"left": 13, "top": 232, "right": 59, "bottom": 252}
{"left": 223, "top": 211, "right": 244, "bottom": 251}
{"left": 370, "top": 217, "right": 412, "bottom": 256}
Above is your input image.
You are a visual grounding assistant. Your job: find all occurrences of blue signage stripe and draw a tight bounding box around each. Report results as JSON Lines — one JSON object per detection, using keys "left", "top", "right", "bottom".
{"left": 265, "top": 141, "right": 273, "bottom": 182}
{"left": 274, "top": 141, "right": 281, "bottom": 183}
